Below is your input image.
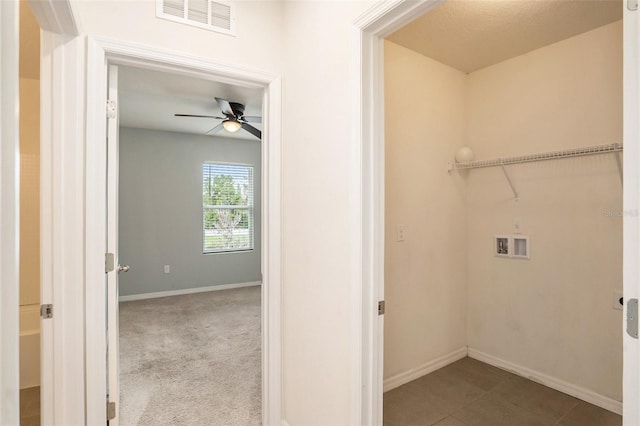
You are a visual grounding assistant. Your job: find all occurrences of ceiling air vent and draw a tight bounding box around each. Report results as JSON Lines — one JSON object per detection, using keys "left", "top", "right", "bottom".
{"left": 157, "top": 0, "right": 236, "bottom": 36}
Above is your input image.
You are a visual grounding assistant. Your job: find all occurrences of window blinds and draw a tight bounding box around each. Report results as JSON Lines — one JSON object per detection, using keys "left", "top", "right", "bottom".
{"left": 202, "top": 163, "right": 254, "bottom": 253}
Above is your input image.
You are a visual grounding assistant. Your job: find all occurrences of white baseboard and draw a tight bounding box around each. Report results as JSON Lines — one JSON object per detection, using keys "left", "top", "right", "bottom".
{"left": 383, "top": 346, "right": 468, "bottom": 392}
{"left": 467, "top": 348, "right": 622, "bottom": 415}
{"left": 119, "top": 281, "right": 261, "bottom": 302}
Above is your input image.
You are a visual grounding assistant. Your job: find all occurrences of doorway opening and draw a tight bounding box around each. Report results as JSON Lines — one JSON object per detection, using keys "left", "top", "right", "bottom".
{"left": 111, "top": 64, "right": 264, "bottom": 424}
{"left": 18, "top": 0, "right": 41, "bottom": 424}
{"left": 356, "top": 0, "right": 626, "bottom": 425}
{"left": 80, "top": 38, "right": 282, "bottom": 425}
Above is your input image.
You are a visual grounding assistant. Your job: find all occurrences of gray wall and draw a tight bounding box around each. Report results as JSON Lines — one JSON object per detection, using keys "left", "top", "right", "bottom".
{"left": 118, "top": 127, "right": 261, "bottom": 297}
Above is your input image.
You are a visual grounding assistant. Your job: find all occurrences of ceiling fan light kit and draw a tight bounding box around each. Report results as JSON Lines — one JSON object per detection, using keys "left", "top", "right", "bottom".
{"left": 175, "top": 97, "right": 262, "bottom": 139}
{"left": 223, "top": 119, "right": 242, "bottom": 132}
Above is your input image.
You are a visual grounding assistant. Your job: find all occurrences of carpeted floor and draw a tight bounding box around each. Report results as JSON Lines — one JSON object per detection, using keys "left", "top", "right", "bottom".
{"left": 119, "top": 286, "right": 261, "bottom": 425}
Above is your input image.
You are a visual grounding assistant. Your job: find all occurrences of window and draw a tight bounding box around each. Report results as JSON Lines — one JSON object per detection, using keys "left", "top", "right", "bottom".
{"left": 202, "top": 163, "right": 254, "bottom": 253}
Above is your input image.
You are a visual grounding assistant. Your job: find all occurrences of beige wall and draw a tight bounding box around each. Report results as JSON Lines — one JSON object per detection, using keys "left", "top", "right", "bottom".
{"left": 19, "top": 0, "right": 40, "bottom": 312}
{"left": 280, "top": 2, "right": 375, "bottom": 422}
{"left": 466, "top": 21, "right": 622, "bottom": 401}
{"left": 384, "top": 41, "right": 468, "bottom": 379}
{"left": 72, "top": 1, "right": 284, "bottom": 76}
{"left": 19, "top": 77, "right": 40, "bottom": 309}
{"left": 19, "top": 0, "right": 41, "bottom": 390}
{"left": 385, "top": 21, "right": 622, "bottom": 401}
{"left": 72, "top": 1, "right": 376, "bottom": 423}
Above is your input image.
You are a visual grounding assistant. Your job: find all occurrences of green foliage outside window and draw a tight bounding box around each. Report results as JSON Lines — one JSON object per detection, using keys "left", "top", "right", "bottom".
{"left": 202, "top": 164, "right": 253, "bottom": 252}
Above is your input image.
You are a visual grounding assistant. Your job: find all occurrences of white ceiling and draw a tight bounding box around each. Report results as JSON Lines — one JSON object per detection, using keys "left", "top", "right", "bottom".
{"left": 386, "top": 0, "right": 622, "bottom": 74}
{"left": 119, "top": 66, "right": 263, "bottom": 140}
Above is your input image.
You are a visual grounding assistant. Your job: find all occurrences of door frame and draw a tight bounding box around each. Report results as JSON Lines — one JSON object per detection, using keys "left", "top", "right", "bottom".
{"left": 85, "top": 36, "right": 282, "bottom": 425}
{"left": 623, "top": 4, "right": 640, "bottom": 424}
{"left": 0, "top": 1, "right": 20, "bottom": 424}
{"left": 2, "top": 1, "right": 81, "bottom": 423}
{"left": 352, "top": 2, "right": 446, "bottom": 424}
{"left": 353, "top": 0, "right": 639, "bottom": 425}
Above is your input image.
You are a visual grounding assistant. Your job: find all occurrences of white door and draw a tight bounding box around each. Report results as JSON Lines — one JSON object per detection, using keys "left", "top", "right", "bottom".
{"left": 107, "top": 64, "right": 123, "bottom": 426}
{"left": 624, "top": 2, "right": 640, "bottom": 425}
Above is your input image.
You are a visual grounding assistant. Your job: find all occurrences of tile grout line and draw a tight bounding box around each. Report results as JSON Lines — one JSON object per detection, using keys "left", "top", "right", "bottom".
{"left": 444, "top": 370, "right": 513, "bottom": 422}
{"left": 553, "top": 399, "right": 581, "bottom": 425}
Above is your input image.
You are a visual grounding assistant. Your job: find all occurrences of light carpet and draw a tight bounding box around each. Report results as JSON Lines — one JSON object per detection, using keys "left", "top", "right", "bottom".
{"left": 119, "top": 286, "right": 261, "bottom": 425}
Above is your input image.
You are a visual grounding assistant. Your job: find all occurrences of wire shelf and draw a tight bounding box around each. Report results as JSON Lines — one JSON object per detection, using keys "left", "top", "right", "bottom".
{"left": 449, "top": 143, "right": 623, "bottom": 171}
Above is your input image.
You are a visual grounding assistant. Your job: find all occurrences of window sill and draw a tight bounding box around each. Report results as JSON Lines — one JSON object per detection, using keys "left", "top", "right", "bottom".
{"left": 203, "top": 249, "right": 255, "bottom": 255}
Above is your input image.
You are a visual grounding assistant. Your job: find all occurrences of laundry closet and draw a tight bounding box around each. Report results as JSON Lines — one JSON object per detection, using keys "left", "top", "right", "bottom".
{"left": 383, "top": 1, "right": 623, "bottom": 422}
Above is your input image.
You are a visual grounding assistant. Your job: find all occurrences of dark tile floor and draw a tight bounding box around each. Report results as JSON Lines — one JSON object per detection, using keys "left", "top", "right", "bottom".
{"left": 384, "top": 357, "right": 621, "bottom": 426}
{"left": 20, "top": 386, "right": 40, "bottom": 426}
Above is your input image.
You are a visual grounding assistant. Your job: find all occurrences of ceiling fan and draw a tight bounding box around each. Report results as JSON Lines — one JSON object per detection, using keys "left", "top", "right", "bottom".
{"left": 175, "top": 97, "right": 262, "bottom": 139}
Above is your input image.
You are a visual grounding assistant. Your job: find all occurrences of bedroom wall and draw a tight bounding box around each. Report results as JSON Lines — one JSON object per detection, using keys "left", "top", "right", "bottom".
{"left": 118, "top": 127, "right": 261, "bottom": 297}
{"left": 466, "top": 21, "right": 623, "bottom": 401}
{"left": 383, "top": 40, "right": 468, "bottom": 381}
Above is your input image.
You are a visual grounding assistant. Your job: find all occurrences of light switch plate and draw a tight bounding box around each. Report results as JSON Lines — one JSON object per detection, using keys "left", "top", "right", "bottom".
{"left": 513, "top": 218, "right": 522, "bottom": 234}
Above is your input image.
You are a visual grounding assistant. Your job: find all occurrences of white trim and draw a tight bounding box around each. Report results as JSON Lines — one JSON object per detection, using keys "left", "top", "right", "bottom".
{"left": 383, "top": 347, "right": 468, "bottom": 393}
{"left": 39, "top": 29, "right": 55, "bottom": 426}
{"left": 119, "top": 281, "right": 262, "bottom": 302}
{"left": 623, "top": 3, "right": 640, "bottom": 425}
{"left": 27, "top": 0, "right": 81, "bottom": 35}
{"left": 0, "top": 1, "right": 20, "bottom": 424}
{"left": 106, "top": 63, "right": 121, "bottom": 426}
{"left": 83, "top": 36, "right": 282, "bottom": 426}
{"left": 83, "top": 34, "right": 109, "bottom": 426}
{"left": 40, "top": 31, "right": 88, "bottom": 425}
{"left": 468, "top": 348, "right": 623, "bottom": 415}
{"left": 353, "top": 1, "right": 446, "bottom": 425}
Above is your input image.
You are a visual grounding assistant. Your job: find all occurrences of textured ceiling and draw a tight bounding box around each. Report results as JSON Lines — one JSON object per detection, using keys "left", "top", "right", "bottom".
{"left": 387, "top": 0, "right": 622, "bottom": 73}
{"left": 119, "top": 66, "right": 263, "bottom": 140}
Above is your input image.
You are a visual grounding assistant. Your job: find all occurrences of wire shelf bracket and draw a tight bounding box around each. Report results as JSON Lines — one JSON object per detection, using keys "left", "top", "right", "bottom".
{"left": 448, "top": 143, "right": 623, "bottom": 200}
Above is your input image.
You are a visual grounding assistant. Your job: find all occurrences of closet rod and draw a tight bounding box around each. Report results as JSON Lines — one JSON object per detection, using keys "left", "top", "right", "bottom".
{"left": 448, "top": 143, "right": 623, "bottom": 171}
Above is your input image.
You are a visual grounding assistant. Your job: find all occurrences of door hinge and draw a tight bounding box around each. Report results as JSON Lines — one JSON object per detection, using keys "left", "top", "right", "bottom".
{"left": 40, "top": 304, "right": 53, "bottom": 319}
{"left": 105, "top": 253, "right": 115, "bottom": 273}
{"left": 627, "top": 298, "right": 638, "bottom": 339}
{"left": 106, "top": 100, "right": 117, "bottom": 119}
{"left": 378, "top": 300, "right": 385, "bottom": 316}
{"left": 107, "top": 401, "right": 116, "bottom": 421}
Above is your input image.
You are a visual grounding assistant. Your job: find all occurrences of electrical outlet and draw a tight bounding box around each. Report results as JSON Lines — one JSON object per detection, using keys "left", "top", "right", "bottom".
{"left": 397, "top": 225, "right": 405, "bottom": 242}
{"left": 164, "top": 265, "right": 170, "bottom": 274}
{"left": 613, "top": 291, "right": 623, "bottom": 311}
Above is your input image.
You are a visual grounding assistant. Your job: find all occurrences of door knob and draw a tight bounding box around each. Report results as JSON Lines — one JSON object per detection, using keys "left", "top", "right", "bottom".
{"left": 117, "top": 265, "right": 130, "bottom": 273}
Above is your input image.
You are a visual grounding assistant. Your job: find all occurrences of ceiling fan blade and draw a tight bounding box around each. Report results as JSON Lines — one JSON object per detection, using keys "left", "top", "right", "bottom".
{"left": 175, "top": 114, "right": 225, "bottom": 119}
{"left": 215, "top": 98, "right": 235, "bottom": 116}
{"left": 243, "top": 116, "right": 262, "bottom": 123}
{"left": 241, "top": 122, "right": 262, "bottom": 139}
{"left": 206, "top": 122, "right": 224, "bottom": 135}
